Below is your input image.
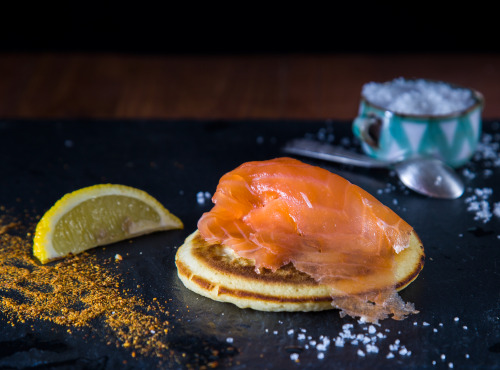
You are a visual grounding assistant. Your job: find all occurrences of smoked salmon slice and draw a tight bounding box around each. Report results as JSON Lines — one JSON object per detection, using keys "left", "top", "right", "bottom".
{"left": 198, "top": 157, "right": 418, "bottom": 322}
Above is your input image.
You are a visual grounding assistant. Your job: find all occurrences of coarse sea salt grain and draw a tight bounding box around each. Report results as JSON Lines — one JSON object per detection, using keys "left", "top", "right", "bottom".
{"left": 362, "top": 78, "right": 475, "bottom": 116}
{"left": 317, "top": 337, "right": 330, "bottom": 351}
{"left": 462, "top": 168, "right": 476, "bottom": 180}
{"left": 196, "top": 191, "right": 212, "bottom": 205}
{"left": 366, "top": 344, "right": 379, "bottom": 354}
{"left": 494, "top": 202, "right": 500, "bottom": 218}
{"left": 307, "top": 126, "right": 335, "bottom": 143}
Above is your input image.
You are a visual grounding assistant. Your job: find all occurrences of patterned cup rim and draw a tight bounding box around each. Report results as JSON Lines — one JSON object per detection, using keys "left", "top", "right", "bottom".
{"left": 360, "top": 79, "right": 484, "bottom": 120}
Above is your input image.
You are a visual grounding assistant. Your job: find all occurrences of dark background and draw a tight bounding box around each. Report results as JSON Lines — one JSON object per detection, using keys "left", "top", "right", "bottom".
{"left": 0, "top": 3, "right": 497, "bottom": 54}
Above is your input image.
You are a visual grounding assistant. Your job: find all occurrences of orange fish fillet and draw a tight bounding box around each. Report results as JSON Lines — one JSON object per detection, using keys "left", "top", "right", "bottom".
{"left": 198, "top": 157, "right": 417, "bottom": 322}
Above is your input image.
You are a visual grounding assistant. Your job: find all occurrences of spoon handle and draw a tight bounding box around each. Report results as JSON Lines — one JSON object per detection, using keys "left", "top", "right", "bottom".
{"left": 282, "top": 139, "right": 390, "bottom": 169}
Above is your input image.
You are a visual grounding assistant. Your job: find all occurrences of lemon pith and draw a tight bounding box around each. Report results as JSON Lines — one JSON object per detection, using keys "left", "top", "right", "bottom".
{"left": 33, "top": 184, "right": 183, "bottom": 264}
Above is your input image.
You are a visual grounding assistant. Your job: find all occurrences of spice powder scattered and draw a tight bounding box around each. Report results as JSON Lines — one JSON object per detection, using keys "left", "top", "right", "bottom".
{"left": 0, "top": 213, "right": 174, "bottom": 360}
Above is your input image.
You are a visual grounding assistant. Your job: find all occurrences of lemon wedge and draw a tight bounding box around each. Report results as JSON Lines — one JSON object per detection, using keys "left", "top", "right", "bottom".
{"left": 33, "top": 184, "right": 183, "bottom": 264}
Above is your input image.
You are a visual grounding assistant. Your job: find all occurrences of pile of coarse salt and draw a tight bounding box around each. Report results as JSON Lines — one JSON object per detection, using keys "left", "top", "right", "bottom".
{"left": 471, "top": 130, "right": 500, "bottom": 170}
{"left": 464, "top": 188, "right": 499, "bottom": 224}
{"left": 281, "top": 321, "right": 411, "bottom": 363}
{"left": 362, "top": 78, "right": 476, "bottom": 116}
{"left": 462, "top": 128, "right": 500, "bottom": 225}
{"left": 262, "top": 316, "right": 472, "bottom": 367}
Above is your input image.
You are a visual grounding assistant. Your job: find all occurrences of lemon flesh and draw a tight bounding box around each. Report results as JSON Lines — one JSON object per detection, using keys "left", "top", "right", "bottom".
{"left": 34, "top": 184, "right": 183, "bottom": 264}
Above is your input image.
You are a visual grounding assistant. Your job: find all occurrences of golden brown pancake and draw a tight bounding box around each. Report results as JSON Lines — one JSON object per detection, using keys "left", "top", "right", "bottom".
{"left": 175, "top": 230, "right": 424, "bottom": 312}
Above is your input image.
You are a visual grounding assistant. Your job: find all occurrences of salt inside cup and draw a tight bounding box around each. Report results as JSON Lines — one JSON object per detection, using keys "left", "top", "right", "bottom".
{"left": 352, "top": 78, "right": 484, "bottom": 168}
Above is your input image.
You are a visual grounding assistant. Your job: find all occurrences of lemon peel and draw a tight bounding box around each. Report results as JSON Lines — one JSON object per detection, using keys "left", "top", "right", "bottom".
{"left": 33, "top": 184, "right": 183, "bottom": 263}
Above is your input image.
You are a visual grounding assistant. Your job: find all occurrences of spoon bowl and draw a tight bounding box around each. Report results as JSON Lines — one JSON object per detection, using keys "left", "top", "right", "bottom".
{"left": 393, "top": 157, "right": 464, "bottom": 199}
{"left": 283, "top": 138, "right": 465, "bottom": 199}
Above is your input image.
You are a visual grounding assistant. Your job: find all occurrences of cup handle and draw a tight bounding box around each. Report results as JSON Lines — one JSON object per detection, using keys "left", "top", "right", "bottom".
{"left": 353, "top": 114, "right": 383, "bottom": 149}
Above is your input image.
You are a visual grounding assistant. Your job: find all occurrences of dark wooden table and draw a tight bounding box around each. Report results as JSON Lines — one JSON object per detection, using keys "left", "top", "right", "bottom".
{"left": 0, "top": 53, "right": 498, "bottom": 120}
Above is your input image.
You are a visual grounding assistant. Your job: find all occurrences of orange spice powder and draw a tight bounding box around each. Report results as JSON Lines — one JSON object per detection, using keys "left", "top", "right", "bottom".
{"left": 0, "top": 213, "right": 173, "bottom": 360}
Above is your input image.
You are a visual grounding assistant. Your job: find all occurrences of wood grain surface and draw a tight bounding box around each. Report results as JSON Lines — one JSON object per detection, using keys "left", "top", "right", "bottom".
{"left": 0, "top": 53, "right": 498, "bottom": 120}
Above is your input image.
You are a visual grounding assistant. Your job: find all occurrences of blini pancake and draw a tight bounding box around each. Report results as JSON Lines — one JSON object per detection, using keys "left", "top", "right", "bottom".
{"left": 175, "top": 230, "right": 424, "bottom": 312}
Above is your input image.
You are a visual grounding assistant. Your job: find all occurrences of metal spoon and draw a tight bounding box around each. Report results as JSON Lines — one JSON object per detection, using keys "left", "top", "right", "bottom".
{"left": 282, "top": 138, "right": 465, "bottom": 199}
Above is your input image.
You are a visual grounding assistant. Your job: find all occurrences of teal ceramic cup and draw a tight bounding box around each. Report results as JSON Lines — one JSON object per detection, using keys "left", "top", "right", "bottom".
{"left": 352, "top": 81, "right": 484, "bottom": 168}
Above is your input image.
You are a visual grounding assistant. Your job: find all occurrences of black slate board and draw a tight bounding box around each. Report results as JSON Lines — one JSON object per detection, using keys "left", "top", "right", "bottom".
{"left": 0, "top": 119, "right": 499, "bottom": 369}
